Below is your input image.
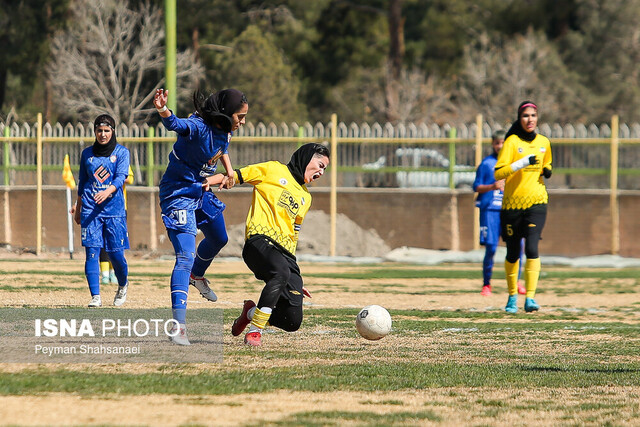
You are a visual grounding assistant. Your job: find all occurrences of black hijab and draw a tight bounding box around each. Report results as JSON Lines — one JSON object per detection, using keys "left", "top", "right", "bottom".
{"left": 287, "top": 143, "right": 327, "bottom": 186}
{"left": 92, "top": 114, "right": 117, "bottom": 157}
{"left": 505, "top": 100, "right": 538, "bottom": 142}
{"left": 193, "top": 89, "right": 248, "bottom": 133}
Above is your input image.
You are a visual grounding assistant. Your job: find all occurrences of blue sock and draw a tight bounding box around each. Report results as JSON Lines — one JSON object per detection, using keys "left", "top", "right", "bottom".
{"left": 168, "top": 230, "right": 196, "bottom": 324}
{"left": 482, "top": 243, "right": 497, "bottom": 285}
{"left": 191, "top": 215, "right": 228, "bottom": 277}
{"left": 107, "top": 249, "right": 128, "bottom": 286}
{"left": 85, "top": 247, "right": 101, "bottom": 296}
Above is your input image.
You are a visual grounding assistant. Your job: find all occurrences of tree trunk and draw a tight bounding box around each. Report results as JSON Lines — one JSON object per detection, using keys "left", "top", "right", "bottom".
{"left": 388, "top": 0, "right": 404, "bottom": 81}
{"left": 192, "top": 27, "right": 200, "bottom": 62}
{"left": 385, "top": 0, "right": 405, "bottom": 122}
{"left": 0, "top": 68, "right": 6, "bottom": 112}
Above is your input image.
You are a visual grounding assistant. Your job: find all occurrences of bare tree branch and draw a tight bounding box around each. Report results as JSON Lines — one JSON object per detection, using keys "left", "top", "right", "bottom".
{"left": 48, "top": 0, "right": 203, "bottom": 124}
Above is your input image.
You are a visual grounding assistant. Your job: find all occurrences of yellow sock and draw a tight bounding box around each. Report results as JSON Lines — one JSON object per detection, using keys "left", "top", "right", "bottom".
{"left": 100, "top": 261, "right": 110, "bottom": 276}
{"left": 525, "top": 258, "right": 541, "bottom": 298}
{"left": 505, "top": 259, "right": 520, "bottom": 296}
{"left": 250, "top": 308, "right": 271, "bottom": 330}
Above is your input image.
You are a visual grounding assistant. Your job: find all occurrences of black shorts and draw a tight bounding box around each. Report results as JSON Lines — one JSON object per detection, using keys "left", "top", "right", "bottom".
{"left": 242, "top": 235, "right": 304, "bottom": 307}
{"left": 500, "top": 204, "right": 547, "bottom": 244}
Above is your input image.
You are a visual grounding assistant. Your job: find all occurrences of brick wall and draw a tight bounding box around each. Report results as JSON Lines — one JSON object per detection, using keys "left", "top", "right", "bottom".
{"left": 1, "top": 187, "right": 637, "bottom": 258}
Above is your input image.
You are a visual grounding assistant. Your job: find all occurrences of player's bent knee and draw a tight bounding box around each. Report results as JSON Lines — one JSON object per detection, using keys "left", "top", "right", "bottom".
{"left": 175, "top": 252, "right": 195, "bottom": 271}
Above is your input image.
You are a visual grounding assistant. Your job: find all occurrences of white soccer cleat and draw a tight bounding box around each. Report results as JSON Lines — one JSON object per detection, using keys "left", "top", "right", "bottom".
{"left": 189, "top": 275, "right": 218, "bottom": 302}
{"left": 168, "top": 323, "right": 190, "bottom": 346}
{"left": 88, "top": 295, "right": 102, "bottom": 308}
{"left": 113, "top": 283, "right": 128, "bottom": 307}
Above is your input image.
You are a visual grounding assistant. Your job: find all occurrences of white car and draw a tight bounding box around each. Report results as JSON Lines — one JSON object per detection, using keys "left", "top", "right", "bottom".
{"left": 362, "top": 148, "right": 475, "bottom": 188}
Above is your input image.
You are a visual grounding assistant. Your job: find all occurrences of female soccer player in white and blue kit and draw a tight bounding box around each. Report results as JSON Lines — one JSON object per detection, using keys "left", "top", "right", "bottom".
{"left": 154, "top": 88, "right": 248, "bottom": 345}
{"left": 72, "top": 114, "right": 130, "bottom": 308}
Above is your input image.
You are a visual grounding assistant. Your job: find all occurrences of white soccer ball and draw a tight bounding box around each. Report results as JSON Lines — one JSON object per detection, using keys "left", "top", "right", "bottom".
{"left": 355, "top": 305, "right": 392, "bottom": 340}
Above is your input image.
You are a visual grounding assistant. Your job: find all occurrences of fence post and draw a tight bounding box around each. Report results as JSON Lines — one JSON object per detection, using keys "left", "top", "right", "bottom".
{"left": 448, "top": 127, "right": 457, "bottom": 190}
{"left": 3, "top": 126, "right": 11, "bottom": 247}
{"left": 297, "top": 126, "right": 304, "bottom": 148}
{"left": 610, "top": 115, "right": 619, "bottom": 255}
{"left": 147, "top": 126, "right": 157, "bottom": 252}
{"left": 36, "top": 113, "right": 43, "bottom": 256}
{"left": 330, "top": 114, "right": 338, "bottom": 257}
{"left": 3, "top": 126, "right": 9, "bottom": 185}
{"left": 473, "top": 114, "right": 483, "bottom": 251}
{"left": 448, "top": 127, "right": 460, "bottom": 250}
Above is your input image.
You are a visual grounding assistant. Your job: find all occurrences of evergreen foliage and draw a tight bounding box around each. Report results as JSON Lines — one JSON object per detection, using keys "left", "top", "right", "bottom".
{"left": 2, "top": 0, "right": 640, "bottom": 124}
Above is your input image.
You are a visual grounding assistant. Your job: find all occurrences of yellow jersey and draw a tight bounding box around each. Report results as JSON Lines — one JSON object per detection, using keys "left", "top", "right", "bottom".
{"left": 236, "top": 161, "right": 311, "bottom": 256}
{"left": 494, "top": 133, "right": 552, "bottom": 210}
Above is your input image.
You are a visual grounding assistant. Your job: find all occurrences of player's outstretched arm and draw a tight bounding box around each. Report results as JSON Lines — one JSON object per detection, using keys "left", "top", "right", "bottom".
{"left": 221, "top": 154, "right": 235, "bottom": 189}
{"left": 203, "top": 172, "right": 237, "bottom": 191}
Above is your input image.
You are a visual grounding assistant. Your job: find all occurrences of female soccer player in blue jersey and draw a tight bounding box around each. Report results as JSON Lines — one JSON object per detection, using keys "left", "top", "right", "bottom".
{"left": 473, "top": 131, "right": 526, "bottom": 297}
{"left": 154, "top": 88, "right": 248, "bottom": 345}
{"left": 71, "top": 114, "right": 130, "bottom": 308}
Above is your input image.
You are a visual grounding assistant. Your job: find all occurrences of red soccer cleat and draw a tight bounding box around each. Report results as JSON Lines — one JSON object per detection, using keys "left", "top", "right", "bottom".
{"left": 481, "top": 285, "right": 492, "bottom": 296}
{"left": 231, "top": 300, "right": 256, "bottom": 336}
{"left": 517, "top": 282, "right": 526, "bottom": 295}
{"left": 244, "top": 331, "right": 261, "bottom": 346}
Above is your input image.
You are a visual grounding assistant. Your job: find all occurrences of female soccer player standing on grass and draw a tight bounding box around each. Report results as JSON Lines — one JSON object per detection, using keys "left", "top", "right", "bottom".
{"left": 205, "top": 143, "right": 329, "bottom": 346}
{"left": 100, "top": 165, "right": 134, "bottom": 285}
{"left": 71, "top": 114, "right": 130, "bottom": 308}
{"left": 154, "top": 88, "right": 248, "bottom": 345}
{"left": 495, "top": 101, "right": 552, "bottom": 313}
{"left": 474, "top": 130, "right": 526, "bottom": 297}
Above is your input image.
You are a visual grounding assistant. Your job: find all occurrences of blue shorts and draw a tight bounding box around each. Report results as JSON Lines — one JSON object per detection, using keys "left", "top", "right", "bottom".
{"left": 81, "top": 216, "right": 130, "bottom": 251}
{"left": 479, "top": 209, "right": 501, "bottom": 246}
{"left": 161, "top": 191, "right": 226, "bottom": 235}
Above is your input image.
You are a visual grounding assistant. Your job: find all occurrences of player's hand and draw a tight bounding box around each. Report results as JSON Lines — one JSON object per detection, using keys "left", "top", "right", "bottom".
{"left": 218, "top": 176, "right": 228, "bottom": 191}
{"left": 541, "top": 167, "right": 552, "bottom": 179}
{"left": 93, "top": 189, "right": 110, "bottom": 204}
{"left": 302, "top": 287, "right": 312, "bottom": 298}
{"left": 71, "top": 204, "right": 81, "bottom": 225}
{"left": 225, "top": 174, "right": 235, "bottom": 189}
{"left": 202, "top": 180, "right": 211, "bottom": 192}
{"left": 494, "top": 179, "right": 505, "bottom": 191}
{"left": 154, "top": 88, "right": 168, "bottom": 110}
{"left": 528, "top": 155, "right": 539, "bottom": 165}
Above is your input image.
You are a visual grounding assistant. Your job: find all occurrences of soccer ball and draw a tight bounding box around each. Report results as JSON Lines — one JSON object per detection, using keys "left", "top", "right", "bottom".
{"left": 355, "top": 305, "right": 392, "bottom": 340}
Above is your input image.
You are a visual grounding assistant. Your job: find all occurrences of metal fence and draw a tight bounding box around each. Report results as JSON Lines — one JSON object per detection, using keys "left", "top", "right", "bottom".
{"left": 2, "top": 116, "right": 639, "bottom": 190}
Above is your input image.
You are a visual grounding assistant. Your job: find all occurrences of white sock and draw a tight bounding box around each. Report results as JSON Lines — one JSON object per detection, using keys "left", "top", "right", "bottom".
{"left": 247, "top": 306, "right": 256, "bottom": 320}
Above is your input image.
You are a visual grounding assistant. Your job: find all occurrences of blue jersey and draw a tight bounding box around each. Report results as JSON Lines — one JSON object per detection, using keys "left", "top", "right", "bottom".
{"left": 77, "top": 144, "right": 130, "bottom": 219}
{"left": 159, "top": 113, "right": 231, "bottom": 209}
{"left": 473, "top": 153, "right": 503, "bottom": 211}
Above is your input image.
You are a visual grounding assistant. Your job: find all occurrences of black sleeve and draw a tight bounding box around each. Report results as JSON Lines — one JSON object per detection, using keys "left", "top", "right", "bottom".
{"left": 235, "top": 168, "right": 244, "bottom": 184}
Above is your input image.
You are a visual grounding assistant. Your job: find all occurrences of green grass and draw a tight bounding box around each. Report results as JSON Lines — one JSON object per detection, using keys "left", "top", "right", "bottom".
{"left": 0, "top": 306, "right": 638, "bottom": 396}
{"left": 257, "top": 410, "right": 442, "bottom": 426}
{"left": 1, "top": 361, "right": 638, "bottom": 396}
{"left": 0, "top": 270, "right": 250, "bottom": 280}
{"left": 0, "top": 285, "right": 75, "bottom": 292}
{"left": 305, "top": 268, "right": 640, "bottom": 280}
{"left": 2, "top": 261, "right": 640, "bottom": 425}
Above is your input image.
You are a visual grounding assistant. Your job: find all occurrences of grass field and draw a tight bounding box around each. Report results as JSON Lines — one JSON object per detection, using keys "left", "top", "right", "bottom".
{"left": 0, "top": 253, "right": 639, "bottom": 426}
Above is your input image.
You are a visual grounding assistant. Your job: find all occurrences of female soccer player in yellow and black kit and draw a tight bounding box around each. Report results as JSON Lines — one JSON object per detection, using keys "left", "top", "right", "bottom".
{"left": 495, "top": 101, "right": 552, "bottom": 313}
{"left": 204, "top": 143, "right": 330, "bottom": 346}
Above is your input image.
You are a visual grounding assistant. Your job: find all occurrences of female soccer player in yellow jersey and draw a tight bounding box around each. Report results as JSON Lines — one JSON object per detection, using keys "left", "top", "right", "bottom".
{"left": 204, "top": 143, "right": 330, "bottom": 346}
{"left": 494, "top": 101, "right": 552, "bottom": 314}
